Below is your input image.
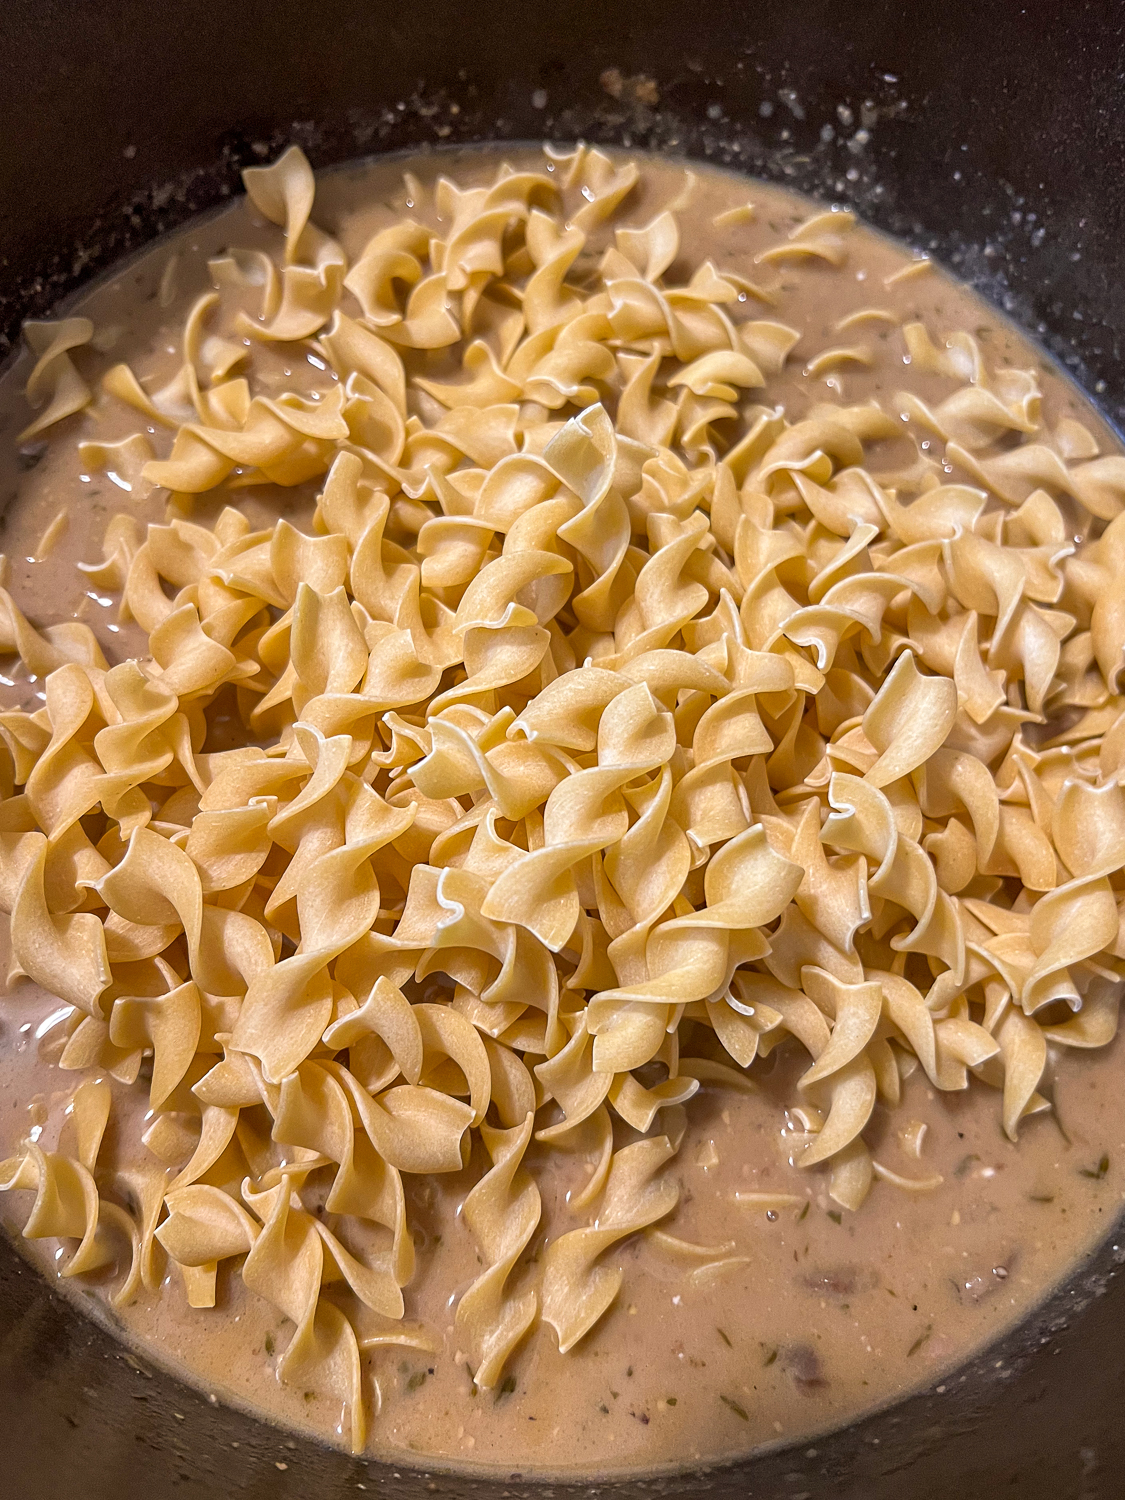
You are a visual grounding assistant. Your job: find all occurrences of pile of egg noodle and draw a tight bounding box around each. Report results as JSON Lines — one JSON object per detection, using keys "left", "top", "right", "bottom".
{"left": 3, "top": 144, "right": 1125, "bottom": 1448}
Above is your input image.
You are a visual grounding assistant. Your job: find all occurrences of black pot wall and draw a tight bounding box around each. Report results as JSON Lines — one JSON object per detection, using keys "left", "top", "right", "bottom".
{"left": 1, "top": 2, "right": 1125, "bottom": 1496}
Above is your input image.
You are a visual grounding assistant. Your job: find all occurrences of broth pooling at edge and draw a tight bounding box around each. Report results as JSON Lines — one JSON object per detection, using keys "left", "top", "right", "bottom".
{"left": 0, "top": 144, "right": 1123, "bottom": 1473}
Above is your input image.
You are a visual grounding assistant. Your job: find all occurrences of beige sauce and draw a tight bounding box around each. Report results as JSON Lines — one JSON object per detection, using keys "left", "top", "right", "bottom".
{"left": 0, "top": 146, "right": 1122, "bottom": 1477}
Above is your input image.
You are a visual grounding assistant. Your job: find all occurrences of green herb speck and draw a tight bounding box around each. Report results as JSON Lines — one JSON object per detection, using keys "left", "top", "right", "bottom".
{"left": 1080, "top": 1154, "right": 1110, "bottom": 1180}
{"left": 717, "top": 1327, "right": 732, "bottom": 1348}
{"left": 666, "top": 1396, "right": 677, "bottom": 1406}
{"left": 407, "top": 1370, "right": 427, "bottom": 1391}
{"left": 827, "top": 1209, "right": 842, "bottom": 1225}
{"left": 720, "top": 1394, "right": 749, "bottom": 1420}
{"left": 264, "top": 1333, "right": 275, "bottom": 1356}
{"left": 495, "top": 1374, "right": 517, "bottom": 1401}
{"left": 798, "top": 1201, "right": 810, "bottom": 1221}
{"left": 953, "top": 1153, "right": 981, "bottom": 1178}
{"left": 908, "top": 1325, "right": 933, "bottom": 1357}
{"left": 763, "top": 1347, "right": 778, "bottom": 1367}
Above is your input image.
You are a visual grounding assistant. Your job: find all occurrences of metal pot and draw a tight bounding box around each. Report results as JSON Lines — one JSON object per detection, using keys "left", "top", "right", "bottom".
{"left": 1, "top": 2, "right": 1124, "bottom": 1495}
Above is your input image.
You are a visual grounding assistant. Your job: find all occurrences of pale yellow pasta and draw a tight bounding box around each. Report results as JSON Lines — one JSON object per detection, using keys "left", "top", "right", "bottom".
{"left": 2, "top": 144, "right": 1124, "bottom": 1451}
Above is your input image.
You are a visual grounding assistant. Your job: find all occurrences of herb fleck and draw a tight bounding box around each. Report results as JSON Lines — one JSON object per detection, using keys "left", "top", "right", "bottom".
{"left": 720, "top": 1394, "right": 750, "bottom": 1420}
{"left": 763, "top": 1347, "right": 778, "bottom": 1367}
{"left": 599, "top": 1403, "right": 610, "bottom": 1414}
{"left": 827, "top": 1209, "right": 842, "bottom": 1225}
{"left": 908, "top": 1325, "right": 933, "bottom": 1357}
{"left": 953, "top": 1153, "right": 981, "bottom": 1178}
{"left": 798, "top": 1201, "right": 810, "bottom": 1222}
{"left": 1080, "top": 1154, "right": 1110, "bottom": 1180}
{"left": 717, "top": 1327, "right": 733, "bottom": 1348}
{"left": 1028, "top": 1192, "right": 1055, "bottom": 1204}
{"left": 264, "top": 1333, "right": 275, "bottom": 1356}
{"left": 666, "top": 1396, "right": 677, "bottom": 1406}
{"left": 495, "top": 1374, "right": 517, "bottom": 1401}
{"left": 407, "top": 1370, "right": 427, "bottom": 1391}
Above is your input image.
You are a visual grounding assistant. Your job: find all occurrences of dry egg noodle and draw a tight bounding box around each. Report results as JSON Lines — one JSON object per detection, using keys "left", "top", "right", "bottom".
{"left": 0, "top": 144, "right": 1124, "bottom": 1474}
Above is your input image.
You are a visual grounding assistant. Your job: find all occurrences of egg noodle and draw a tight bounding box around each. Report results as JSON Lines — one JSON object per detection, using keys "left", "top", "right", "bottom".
{"left": 2, "top": 145, "right": 1124, "bottom": 1449}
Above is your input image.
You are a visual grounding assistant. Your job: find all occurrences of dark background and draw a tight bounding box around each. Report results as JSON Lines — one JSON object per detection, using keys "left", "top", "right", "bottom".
{"left": 2, "top": 0, "right": 1125, "bottom": 418}
{"left": 1, "top": 1, "right": 1125, "bottom": 1496}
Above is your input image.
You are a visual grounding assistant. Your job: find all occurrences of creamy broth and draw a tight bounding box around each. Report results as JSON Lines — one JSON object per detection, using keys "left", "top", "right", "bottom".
{"left": 0, "top": 146, "right": 1122, "bottom": 1478}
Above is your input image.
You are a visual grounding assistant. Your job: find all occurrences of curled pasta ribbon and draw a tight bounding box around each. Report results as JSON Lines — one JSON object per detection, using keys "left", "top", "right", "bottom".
{"left": 241, "top": 1175, "right": 371, "bottom": 1454}
{"left": 11, "top": 836, "right": 112, "bottom": 1015}
{"left": 481, "top": 682, "right": 678, "bottom": 952}
{"left": 231, "top": 768, "right": 415, "bottom": 1082}
{"left": 19, "top": 317, "right": 94, "bottom": 440}
{"left": 649, "top": 1228, "right": 748, "bottom": 1286}
{"left": 110, "top": 978, "right": 202, "bottom": 1108}
{"left": 455, "top": 1112, "right": 541, "bottom": 1388}
{"left": 588, "top": 823, "right": 803, "bottom": 1073}
{"left": 141, "top": 384, "right": 350, "bottom": 493}
{"left": 241, "top": 145, "right": 346, "bottom": 338}
{"left": 1021, "top": 780, "right": 1125, "bottom": 1014}
{"left": 155, "top": 1183, "right": 260, "bottom": 1308}
{"left": 0, "top": 1079, "right": 142, "bottom": 1290}
{"left": 823, "top": 773, "right": 965, "bottom": 982}
{"left": 757, "top": 209, "right": 855, "bottom": 267}
{"left": 541, "top": 1135, "right": 679, "bottom": 1352}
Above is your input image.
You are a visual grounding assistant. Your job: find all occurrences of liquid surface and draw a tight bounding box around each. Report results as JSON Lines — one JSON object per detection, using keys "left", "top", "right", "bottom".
{"left": 0, "top": 145, "right": 1122, "bottom": 1478}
